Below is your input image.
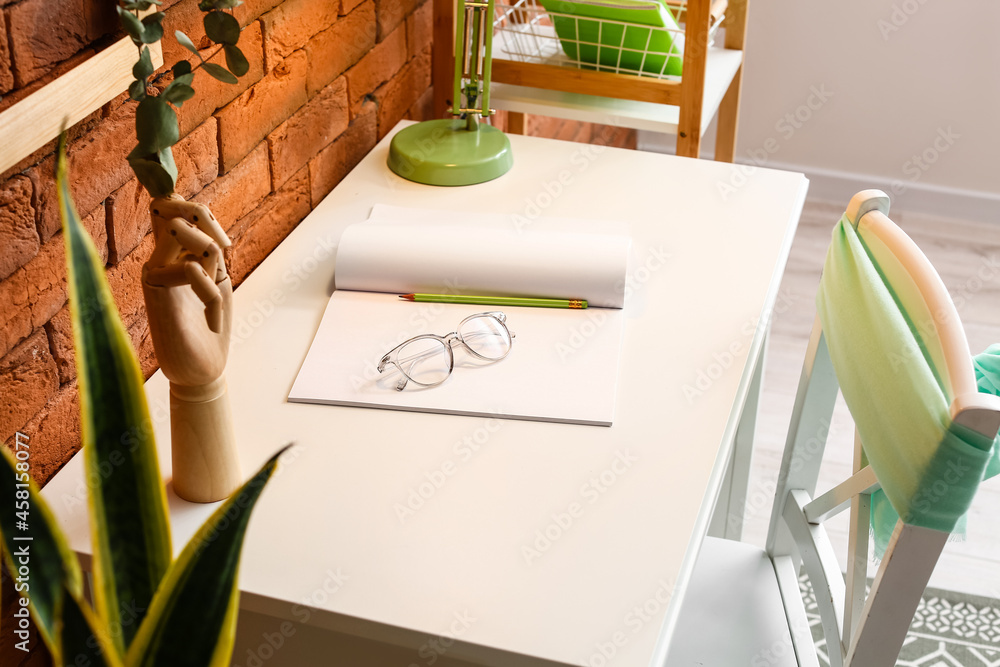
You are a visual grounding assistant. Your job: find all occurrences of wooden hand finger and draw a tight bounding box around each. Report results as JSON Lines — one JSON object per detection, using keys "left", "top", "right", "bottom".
{"left": 167, "top": 217, "right": 216, "bottom": 256}
{"left": 143, "top": 263, "right": 189, "bottom": 287}
{"left": 151, "top": 197, "right": 231, "bottom": 249}
{"left": 185, "top": 261, "right": 224, "bottom": 333}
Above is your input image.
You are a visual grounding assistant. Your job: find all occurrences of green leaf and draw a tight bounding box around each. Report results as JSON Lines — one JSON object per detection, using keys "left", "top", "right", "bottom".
{"left": 203, "top": 10, "right": 240, "bottom": 45}
{"left": 175, "top": 30, "right": 202, "bottom": 58}
{"left": 132, "top": 46, "right": 154, "bottom": 81}
{"left": 140, "top": 12, "right": 165, "bottom": 43}
{"left": 125, "top": 448, "right": 289, "bottom": 667}
{"left": 59, "top": 135, "right": 172, "bottom": 654}
{"left": 172, "top": 60, "right": 193, "bottom": 77}
{"left": 122, "top": 0, "right": 162, "bottom": 10}
{"left": 117, "top": 7, "right": 145, "bottom": 43}
{"left": 127, "top": 148, "right": 177, "bottom": 198}
{"left": 135, "top": 96, "right": 179, "bottom": 155}
{"left": 162, "top": 83, "right": 195, "bottom": 107}
{"left": 59, "top": 587, "right": 124, "bottom": 667}
{"left": 222, "top": 45, "right": 249, "bottom": 77}
{"left": 0, "top": 443, "right": 83, "bottom": 661}
{"left": 128, "top": 79, "right": 147, "bottom": 101}
{"left": 202, "top": 62, "right": 238, "bottom": 84}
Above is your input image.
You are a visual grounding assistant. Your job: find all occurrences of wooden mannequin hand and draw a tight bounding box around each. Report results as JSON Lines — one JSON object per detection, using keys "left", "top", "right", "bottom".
{"left": 142, "top": 195, "right": 233, "bottom": 389}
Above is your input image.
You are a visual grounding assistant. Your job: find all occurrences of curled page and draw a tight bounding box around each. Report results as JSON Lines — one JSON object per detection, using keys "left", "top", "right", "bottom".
{"left": 335, "top": 214, "right": 631, "bottom": 309}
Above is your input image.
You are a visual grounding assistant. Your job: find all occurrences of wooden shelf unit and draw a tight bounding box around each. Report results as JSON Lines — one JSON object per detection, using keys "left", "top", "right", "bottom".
{"left": 432, "top": 0, "right": 748, "bottom": 160}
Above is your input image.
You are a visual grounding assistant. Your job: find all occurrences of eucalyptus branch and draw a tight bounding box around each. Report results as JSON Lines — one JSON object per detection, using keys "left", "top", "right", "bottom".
{"left": 116, "top": 0, "right": 248, "bottom": 197}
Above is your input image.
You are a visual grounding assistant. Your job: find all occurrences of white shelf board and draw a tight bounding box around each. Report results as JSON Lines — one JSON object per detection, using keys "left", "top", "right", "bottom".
{"left": 491, "top": 47, "right": 743, "bottom": 135}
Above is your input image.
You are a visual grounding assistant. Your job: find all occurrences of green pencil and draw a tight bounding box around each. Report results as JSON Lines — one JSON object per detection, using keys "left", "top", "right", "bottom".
{"left": 399, "top": 293, "right": 588, "bottom": 309}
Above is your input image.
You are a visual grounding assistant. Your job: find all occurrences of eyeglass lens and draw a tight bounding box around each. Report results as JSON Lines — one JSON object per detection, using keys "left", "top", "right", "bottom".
{"left": 395, "top": 337, "right": 452, "bottom": 386}
{"left": 459, "top": 315, "right": 511, "bottom": 360}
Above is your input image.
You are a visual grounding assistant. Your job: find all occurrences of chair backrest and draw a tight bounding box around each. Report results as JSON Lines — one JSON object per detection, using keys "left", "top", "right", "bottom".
{"left": 763, "top": 190, "right": 1000, "bottom": 667}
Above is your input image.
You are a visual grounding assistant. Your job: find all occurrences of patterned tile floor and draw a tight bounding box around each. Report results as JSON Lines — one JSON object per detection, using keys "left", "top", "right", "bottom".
{"left": 801, "top": 576, "right": 1000, "bottom": 666}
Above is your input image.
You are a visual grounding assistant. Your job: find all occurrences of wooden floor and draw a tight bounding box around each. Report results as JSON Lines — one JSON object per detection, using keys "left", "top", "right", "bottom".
{"left": 743, "top": 197, "right": 1000, "bottom": 599}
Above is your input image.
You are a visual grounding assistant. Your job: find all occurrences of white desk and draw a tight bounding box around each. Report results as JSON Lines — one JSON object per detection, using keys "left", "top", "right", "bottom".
{"left": 45, "top": 122, "right": 807, "bottom": 666}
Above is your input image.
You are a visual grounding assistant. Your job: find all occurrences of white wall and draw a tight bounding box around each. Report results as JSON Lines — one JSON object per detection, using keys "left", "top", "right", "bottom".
{"left": 641, "top": 0, "right": 1000, "bottom": 221}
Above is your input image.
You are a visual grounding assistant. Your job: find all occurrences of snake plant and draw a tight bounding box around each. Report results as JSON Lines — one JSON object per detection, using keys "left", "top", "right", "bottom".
{"left": 0, "top": 137, "right": 283, "bottom": 666}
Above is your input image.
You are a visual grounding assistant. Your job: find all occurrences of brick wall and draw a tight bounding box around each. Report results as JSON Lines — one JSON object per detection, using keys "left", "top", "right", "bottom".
{"left": 0, "top": 0, "right": 633, "bottom": 661}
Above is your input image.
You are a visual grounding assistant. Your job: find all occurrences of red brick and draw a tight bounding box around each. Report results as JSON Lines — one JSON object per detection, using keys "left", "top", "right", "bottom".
{"left": 374, "top": 46, "right": 431, "bottom": 139}
{"left": 0, "top": 329, "right": 58, "bottom": 444}
{"left": 4, "top": 0, "right": 90, "bottom": 87}
{"left": 345, "top": 21, "right": 406, "bottom": 115}
{"left": 216, "top": 49, "right": 308, "bottom": 173}
{"left": 233, "top": 0, "right": 285, "bottom": 27}
{"left": 405, "top": 85, "right": 434, "bottom": 122}
{"left": 308, "top": 100, "right": 376, "bottom": 203}
{"left": 0, "top": 202, "right": 104, "bottom": 361}
{"left": 105, "top": 118, "right": 218, "bottom": 264}
{"left": 82, "top": 0, "right": 117, "bottom": 41}
{"left": 305, "top": 0, "right": 375, "bottom": 98}
{"left": 105, "top": 179, "right": 150, "bottom": 266}
{"left": 107, "top": 233, "right": 154, "bottom": 329}
{"left": 0, "top": 271, "right": 30, "bottom": 360}
{"left": 44, "top": 305, "right": 73, "bottom": 383}
{"left": 11, "top": 380, "right": 81, "bottom": 486}
{"left": 29, "top": 102, "right": 134, "bottom": 242}
{"left": 166, "top": 21, "right": 266, "bottom": 138}
{"left": 193, "top": 142, "right": 272, "bottom": 232}
{"left": 342, "top": 0, "right": 365, "bottom": 16}
{"left": 260, "top": 0, "right": 340, "bottom": 72}
{"left": 268, "top": 76, "right": 349, "bottom": 188}
{"left": 159, "top": 0, "right": 214, "bottom": 70}
{"left": 128, "top": 315, "right": 159, "bottom": 380}
{"left": 0, "top": 10, "right": 13, "bottom": 93}
{"left": 0, "top": 176, "right": 39, "bottom": 280}
{"left": 229, "top": 166, "right": 311, "bottom": 284}
{"left": 25, "top": 206, "right": 107, "bottom": 333}
{"left": 406, "top": 0, "right": 432, "bottom": 59}
{"left": 376, "top": 0, "right": 418, "bottom": 42}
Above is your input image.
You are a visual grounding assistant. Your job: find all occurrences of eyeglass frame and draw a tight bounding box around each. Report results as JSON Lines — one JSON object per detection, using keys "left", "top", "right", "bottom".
{"left": 376, "top": 311, "right": 515, "bottom": 391}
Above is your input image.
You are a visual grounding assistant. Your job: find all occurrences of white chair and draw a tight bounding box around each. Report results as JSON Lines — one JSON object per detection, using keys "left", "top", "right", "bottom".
{"left": 665, "top": 190, "right": 1000, "bottom": 667}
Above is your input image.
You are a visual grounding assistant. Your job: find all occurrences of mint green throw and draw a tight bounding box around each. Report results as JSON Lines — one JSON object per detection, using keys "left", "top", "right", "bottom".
{"left": 817, "top": 214, "right": 999, "bottom": 555}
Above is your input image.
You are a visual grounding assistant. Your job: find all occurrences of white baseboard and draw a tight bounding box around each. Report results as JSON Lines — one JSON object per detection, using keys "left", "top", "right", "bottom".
{"left": 637, "top": 132, "right": 1000, "bottom": 225}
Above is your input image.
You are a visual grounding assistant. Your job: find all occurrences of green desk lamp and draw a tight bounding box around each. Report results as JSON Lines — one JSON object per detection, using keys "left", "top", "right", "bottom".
{"left": 387, "top": 0, "right": 513, "bottom": 186}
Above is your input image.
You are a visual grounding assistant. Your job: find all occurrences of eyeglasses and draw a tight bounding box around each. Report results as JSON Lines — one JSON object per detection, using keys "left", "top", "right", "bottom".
{"left": 377, "top": 312, "right": 515, "bottom": 390}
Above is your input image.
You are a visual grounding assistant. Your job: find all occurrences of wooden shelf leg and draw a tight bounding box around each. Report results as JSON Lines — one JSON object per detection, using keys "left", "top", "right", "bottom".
{"left": 714, "top": 64, "right": 743, "bottom": 163}
{"left": 507, "top": 111, "right": 526, "bottom": 135}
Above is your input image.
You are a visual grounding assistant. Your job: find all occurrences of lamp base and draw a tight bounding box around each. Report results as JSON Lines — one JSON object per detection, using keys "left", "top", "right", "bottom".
{"left": 388, "top": 119, "right": 513, "bottom": 186}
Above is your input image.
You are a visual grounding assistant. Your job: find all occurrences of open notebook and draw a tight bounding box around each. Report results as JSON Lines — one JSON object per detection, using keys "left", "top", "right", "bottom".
{"left": 288, "top": 206, "right": 632, "bottom": 426}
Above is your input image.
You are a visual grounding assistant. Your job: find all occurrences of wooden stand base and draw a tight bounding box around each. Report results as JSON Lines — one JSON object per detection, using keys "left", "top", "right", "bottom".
{"left": 169, "top": 377, "right": 242, "bottom": 503}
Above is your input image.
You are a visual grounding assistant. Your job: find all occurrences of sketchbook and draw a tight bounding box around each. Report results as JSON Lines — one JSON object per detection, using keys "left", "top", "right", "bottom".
{"left": 287, "top": 206, "right": 632, "bottom": 426}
